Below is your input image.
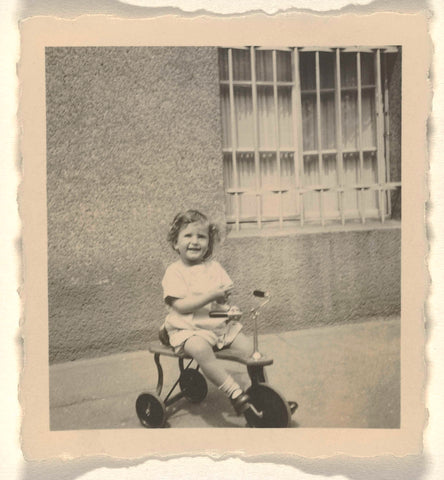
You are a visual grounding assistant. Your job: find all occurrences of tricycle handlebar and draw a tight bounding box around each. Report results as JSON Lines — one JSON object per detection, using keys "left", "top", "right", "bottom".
{"left": 209, "top": 312, "right": 229, "bottom": 318}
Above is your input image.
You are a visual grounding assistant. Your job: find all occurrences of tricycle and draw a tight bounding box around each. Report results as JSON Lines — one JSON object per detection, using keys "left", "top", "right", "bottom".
{"left": 136, "top": 290, "right": 297, "bottom": 428}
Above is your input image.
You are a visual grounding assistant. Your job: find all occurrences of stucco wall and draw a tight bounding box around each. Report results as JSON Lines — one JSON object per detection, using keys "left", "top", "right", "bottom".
{"left": 218, "top": 228, "right": 400, "bottom": 336}
{"left": 46, "top": 47, "right": 401, "bottom": 363}
{"left": 46, "top": 47, "right": 226, "bottom": 362}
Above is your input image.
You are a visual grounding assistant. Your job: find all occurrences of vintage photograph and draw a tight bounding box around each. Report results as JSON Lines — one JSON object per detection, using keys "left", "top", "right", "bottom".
{"left": 20, "top": 13, "right": 427, "bottom": 459}
{"left": 46, "top": 45, "right": 401, "bottom": 430}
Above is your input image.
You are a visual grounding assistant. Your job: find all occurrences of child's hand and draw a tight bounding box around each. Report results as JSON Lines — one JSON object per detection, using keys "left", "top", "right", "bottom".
{"left": 213, "top": 284, "right": 233, "bottom": 304}
{"left": 227, "top": 305, "right": 242, "bottom": 320}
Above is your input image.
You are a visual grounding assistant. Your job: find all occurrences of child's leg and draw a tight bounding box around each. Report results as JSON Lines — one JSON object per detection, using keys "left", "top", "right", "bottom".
{"left": 229, "top": 332, "right": 253, "bottom": 357}
{"left": 184, "top": 335, "right": 250, "bottom": 413}
{"left": 183, "top": 335, "right": 229, "bottom": 386}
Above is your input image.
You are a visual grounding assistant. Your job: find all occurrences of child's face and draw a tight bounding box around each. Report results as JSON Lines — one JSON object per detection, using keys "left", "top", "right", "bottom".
{"left": 174, "top": 221, "right": 210, "bottom": 265}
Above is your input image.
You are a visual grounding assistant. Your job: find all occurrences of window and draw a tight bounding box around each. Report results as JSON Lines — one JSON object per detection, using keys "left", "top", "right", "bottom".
{"left": 218, "top": 47, "right": 401, "bottom": 231}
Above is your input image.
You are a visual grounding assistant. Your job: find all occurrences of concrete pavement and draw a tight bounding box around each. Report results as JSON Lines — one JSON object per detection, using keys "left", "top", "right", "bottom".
{"left": 49, "top": 316, "right": 400, "bottom": 430}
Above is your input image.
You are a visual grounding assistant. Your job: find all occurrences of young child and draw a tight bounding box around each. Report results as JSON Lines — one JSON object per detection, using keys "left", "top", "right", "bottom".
{"left": 160, "top": 210, "right": 253, "bottom": 414}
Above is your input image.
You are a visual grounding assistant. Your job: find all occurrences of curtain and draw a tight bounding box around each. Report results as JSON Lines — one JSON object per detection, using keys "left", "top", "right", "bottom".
{"left": 219, "top": 48, "right": 381, "bottom": 226}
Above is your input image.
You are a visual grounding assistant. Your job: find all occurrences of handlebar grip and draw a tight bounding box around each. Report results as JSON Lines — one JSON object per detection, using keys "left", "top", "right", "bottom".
{"left": 253, "top": 290, "right": 269, "bottom": 298}
{"left": 209, "top": 312, "right": 229, "bottom": 318}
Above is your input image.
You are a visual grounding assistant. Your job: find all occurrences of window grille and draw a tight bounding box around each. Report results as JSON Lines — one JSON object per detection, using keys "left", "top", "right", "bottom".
{"left": 218, "top": 46, "right": 401, "bottom": 231}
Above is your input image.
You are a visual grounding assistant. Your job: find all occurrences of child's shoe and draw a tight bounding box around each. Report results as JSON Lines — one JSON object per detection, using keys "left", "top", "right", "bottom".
{"left": 230, "top": 391, "right": 251, "bottom": 415}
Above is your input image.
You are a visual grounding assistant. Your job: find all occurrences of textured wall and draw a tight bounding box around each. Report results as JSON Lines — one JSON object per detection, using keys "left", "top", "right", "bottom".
{"left": 46, "top": 47, "right": 225, "bottom": 362}
{"left": 46, "top": 47, "right": 401, "bottom": 363}
{"left": 218, "top": 228, "right": 401, "bottom": 336}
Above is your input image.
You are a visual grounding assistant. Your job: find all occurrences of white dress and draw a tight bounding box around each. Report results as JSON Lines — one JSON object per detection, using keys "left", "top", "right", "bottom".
{"left": 161, "top": 259, "right": 242, "bottom": 352}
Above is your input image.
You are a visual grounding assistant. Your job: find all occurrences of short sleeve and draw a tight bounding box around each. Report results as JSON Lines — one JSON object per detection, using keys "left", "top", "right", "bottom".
{"left": 162, "top": 263, "right": 188, "bottom": 301}
{"left": 212, "top": 261, "right": 233, "bottom": 288}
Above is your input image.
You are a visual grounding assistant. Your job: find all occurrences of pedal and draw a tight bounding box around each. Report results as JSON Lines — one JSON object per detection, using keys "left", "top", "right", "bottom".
{"left": 288, "top": 401, "right": 298, "bottom": 415}
{"left": 246, "top": 404, "right": 263, "bottom": 418}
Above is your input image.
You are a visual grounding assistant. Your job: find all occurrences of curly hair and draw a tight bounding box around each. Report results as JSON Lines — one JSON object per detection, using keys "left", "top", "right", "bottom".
{"left": 167, "top": 210, "right": 220, "bottom": 260}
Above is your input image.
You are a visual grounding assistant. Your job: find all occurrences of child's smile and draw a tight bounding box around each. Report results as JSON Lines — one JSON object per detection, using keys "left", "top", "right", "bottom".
{"left": 174, "top": 222, "right": 210, "bottom": 265}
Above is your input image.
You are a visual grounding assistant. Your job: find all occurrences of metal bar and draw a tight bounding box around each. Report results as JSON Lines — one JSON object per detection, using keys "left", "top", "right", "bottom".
{"left": 165, "top": 391, "right": 186, "bottom": 407}
{"left": 301, "top": 88, "right": 336, "bottom": 94}
{"left": 360, "top": 187, "right": 366, "bottom": 222}
{"left": 247, "top": 365, "right": 267, "bottom": 386}
{"left": 300, "top": 47, "right": 335, "bottom": 52}
{"left": 300, "top": 192, "right": 305, "bottom": 227}
{"left": 154, "top": 354, "right": 164, "bottom": 396}
{"left": 380, "top": 187, "right": 386, "bottom": 223}
{"left": 272, "top": 49, "right": 284, "bottom": 227}
{"left": 315, "top": 50, "right": 325, "bottom": 226}
{"left": 179, "top": 357, "right": 185, "bottom": 372}
{"left": 252, "top": 311, "right": 259, "bottom": 354}
{"left": 335, "top": 48, "right": 345, "bottom": 225}
{"left": 375, "top": 49, "right": 386, "bottom": 223}
{"left": 293, "top": 147, "right": 377, "bottom": 156}
{"left": 382, "top": 46, "right": 399, "bottom": 53}
{"left": 341, "top": 85, "right": 375, "bottom": 92}
{"left": 342, "top": 46, "right": 376, "bottom": 53}
{"left": 220, "top": 45, "right": 249, "bottom": 50}
{"left": 256, "top": 46, "right": 292, "bottom": 51}
{"left": 383, "top": 51, "right": 392, "bottom": 216}
{"left": 250, "top": 46, "right": 262, "bottom": 229}
{"left": 220, "top": 80, "right": 252, "bottom": 87}
{"left": 232, "top": 45, "right": 399, "bottom": 54}
{"left": 255, "top": 80, "right": 294, "bottom": 87}
{"left": 228, "top": 48, "right": 240, "bottom": 231}
{"left": 292, "top": 47, "right": 305, "bottom": 227}
{"left": 164, "top": 358, "right": 193, "bottom": 403}
{"left": 357, "top": 51, "right": 365, "bottom": 223}
{"left": 319, "top": 188, "right": 325, "bottom": 225}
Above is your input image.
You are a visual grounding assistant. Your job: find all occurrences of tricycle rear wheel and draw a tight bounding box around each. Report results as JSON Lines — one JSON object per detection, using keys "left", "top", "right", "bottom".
{"left": 179, "top": 368, "right": 208, "bottom": 403}
{"left": 136, "top": 392, "right": 166, "bottom": 428}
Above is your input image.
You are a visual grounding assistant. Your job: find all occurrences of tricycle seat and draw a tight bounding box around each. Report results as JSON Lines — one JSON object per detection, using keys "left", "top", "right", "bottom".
{"left": 148, "top": 341, "right": 273, "bottom": 367}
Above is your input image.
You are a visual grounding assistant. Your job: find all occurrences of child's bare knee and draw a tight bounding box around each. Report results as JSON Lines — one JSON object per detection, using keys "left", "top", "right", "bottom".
{"left": 231, "top": 333, "right": 252, "bottom": 354}
{"left": 184, "top": 336, "right": 213, "bottom": 358}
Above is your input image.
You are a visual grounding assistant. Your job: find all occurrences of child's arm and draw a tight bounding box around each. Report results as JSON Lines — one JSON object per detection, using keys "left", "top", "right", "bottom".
{"left": 169, "top": 285, "right": 233, "bottom": 315}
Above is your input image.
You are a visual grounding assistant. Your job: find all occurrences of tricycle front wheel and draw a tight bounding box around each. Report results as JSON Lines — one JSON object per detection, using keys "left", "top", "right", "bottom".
{"left": 244, "top": 383, "right": 291, "bottom": 428}
{"left": 136, "top": 392, "right": 166, "bottom": 428}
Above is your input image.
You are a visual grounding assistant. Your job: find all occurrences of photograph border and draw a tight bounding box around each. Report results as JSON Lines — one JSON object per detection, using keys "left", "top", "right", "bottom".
{"left": 20, "top": 12, "right": 428, "bottom": 459}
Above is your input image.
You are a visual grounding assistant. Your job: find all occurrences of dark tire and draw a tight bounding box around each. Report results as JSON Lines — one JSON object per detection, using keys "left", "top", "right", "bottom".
{"left": 179, "top": 369, "right": 208, "bottom": 403}
{"left": 136, "top": 392, "right": 166, "bottom": 428}
{"left": 244, "top": 383, "right": 291, "bottom": 428}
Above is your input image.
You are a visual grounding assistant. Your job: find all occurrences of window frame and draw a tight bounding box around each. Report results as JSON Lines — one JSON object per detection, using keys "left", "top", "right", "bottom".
{"left": 218, "top": 46, "right": 401, "bottom": 232}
